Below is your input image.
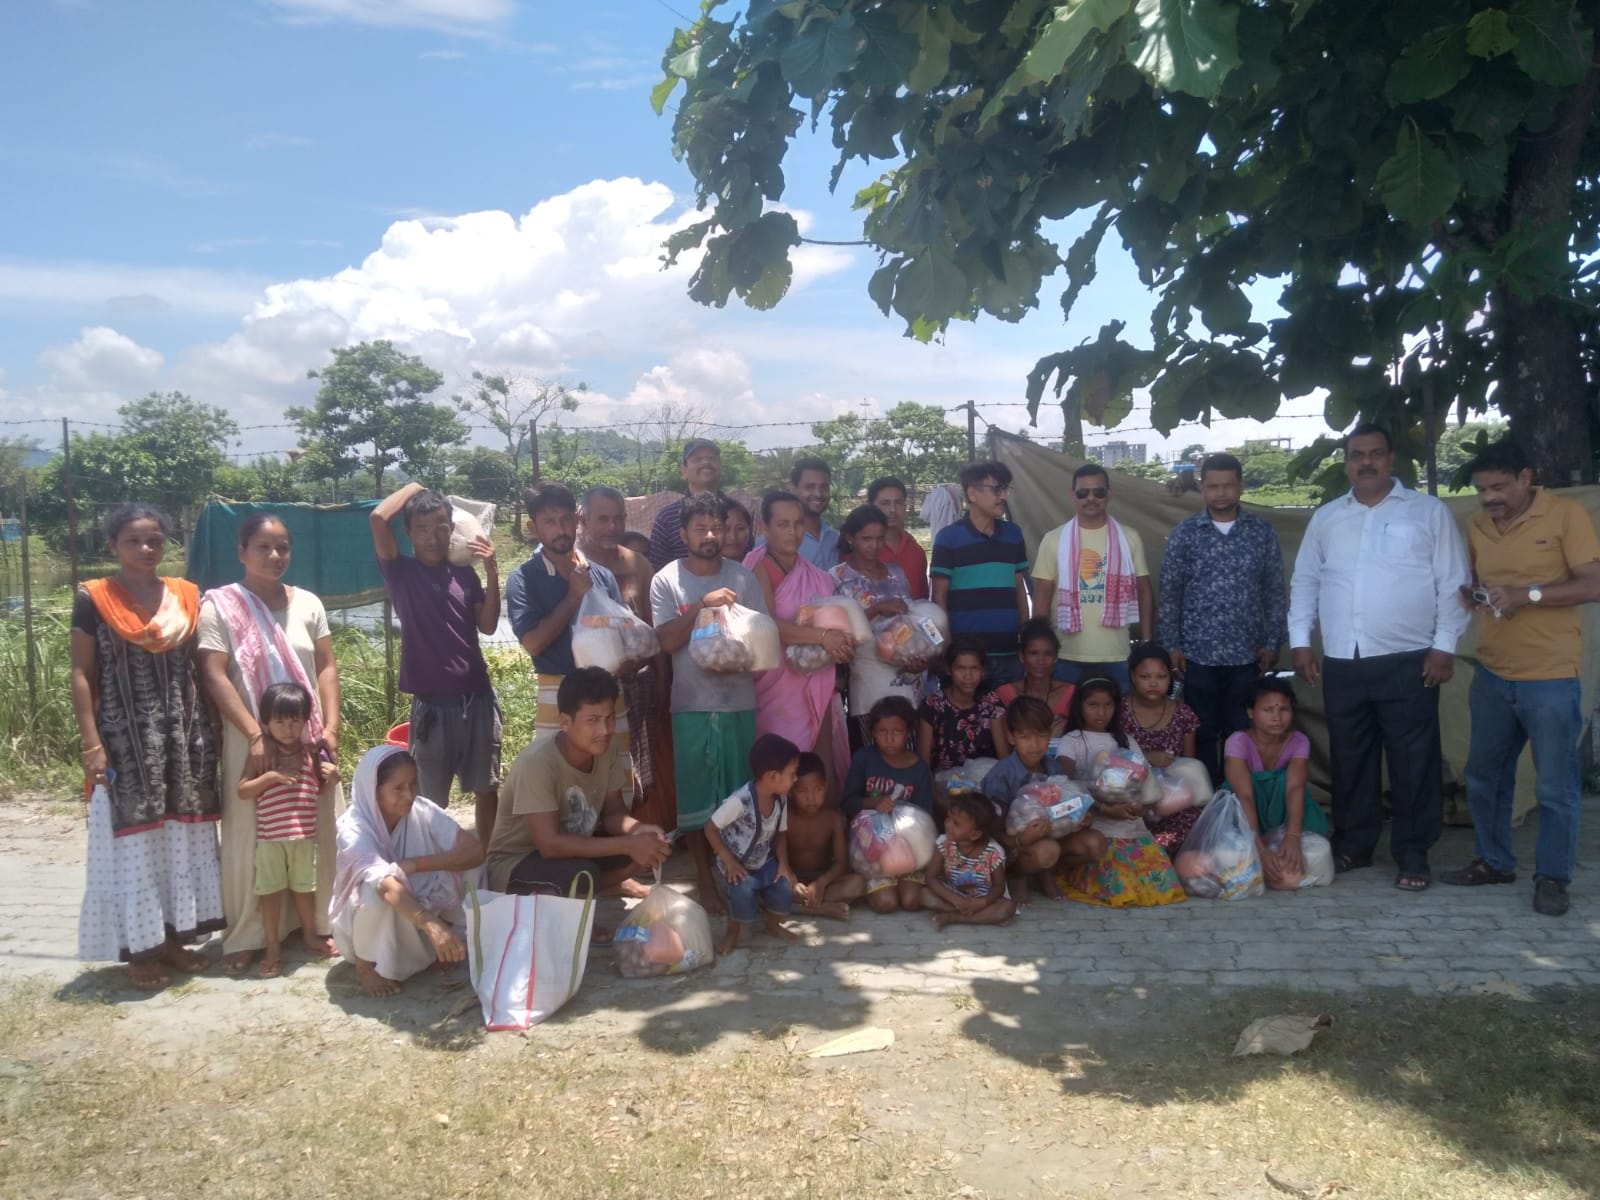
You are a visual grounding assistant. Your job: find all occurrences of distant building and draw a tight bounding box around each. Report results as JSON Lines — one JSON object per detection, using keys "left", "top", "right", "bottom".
{"left": 1101, "top": 440, "right": 1147, "bottom": 469}
{"left": 1242, "top": 437, "right": 1293, "bottom": 453}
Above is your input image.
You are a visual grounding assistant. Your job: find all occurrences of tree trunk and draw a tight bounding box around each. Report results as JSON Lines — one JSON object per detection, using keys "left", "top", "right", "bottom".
{"left": 1496, "top": 291, "right": 1591, "bottom": 486}
{"left": 1496, "top": 13, "right": 1599, "bottom": 486}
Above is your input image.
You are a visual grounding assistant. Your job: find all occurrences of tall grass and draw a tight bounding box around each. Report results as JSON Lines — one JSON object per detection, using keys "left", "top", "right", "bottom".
{"left": 0, "top": 598, "right": 80, "bottom": 797}
{"left": 0, "top": 604, "right": 539, "bottom": 799}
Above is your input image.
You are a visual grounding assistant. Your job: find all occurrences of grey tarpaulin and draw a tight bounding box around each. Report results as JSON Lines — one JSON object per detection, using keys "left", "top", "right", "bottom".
{"left": 992, "top": 429, "right": 1600, "bottom": 823}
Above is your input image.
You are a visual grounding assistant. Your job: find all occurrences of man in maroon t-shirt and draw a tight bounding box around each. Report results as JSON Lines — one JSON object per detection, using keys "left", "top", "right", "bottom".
{"left": 371, "top": 483, "right": 503, "bottom": 845}
{"left": 868, "top": 475, "right": 928, "bottom": 600}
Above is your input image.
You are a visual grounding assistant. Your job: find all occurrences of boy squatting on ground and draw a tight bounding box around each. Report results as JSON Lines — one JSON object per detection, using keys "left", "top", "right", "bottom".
{"left": 705, "top": 734, "right": 806, "bottom": 954}
{"left": 237, "top": 681, "right": 340, "bottom": 978}
{"left": 783, "top": 751, "right": 867, "bottom": 921}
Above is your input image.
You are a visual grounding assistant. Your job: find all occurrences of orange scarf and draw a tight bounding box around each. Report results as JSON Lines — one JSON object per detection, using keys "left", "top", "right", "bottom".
{"left": 83, "top": 576, "right": 200, "bottom": 653}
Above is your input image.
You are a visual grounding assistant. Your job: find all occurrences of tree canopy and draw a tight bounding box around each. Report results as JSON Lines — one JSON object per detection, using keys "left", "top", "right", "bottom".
{"left": 290, "top": 341, "right": 466, "bottom": 494}
{"left": 657, "top": 0, "right": 1600, "bottom": 484}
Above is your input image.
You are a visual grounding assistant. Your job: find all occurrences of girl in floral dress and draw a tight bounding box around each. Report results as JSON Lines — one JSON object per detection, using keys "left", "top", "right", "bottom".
{"left": 916, "top": 637, "right": 1005, "bottom": 772}
{"left": 1120, "top": 644, "right": 1204, "bottom": 855}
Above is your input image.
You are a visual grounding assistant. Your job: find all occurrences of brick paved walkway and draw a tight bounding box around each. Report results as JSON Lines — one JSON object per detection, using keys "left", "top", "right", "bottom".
{"left": 3, "top": 800, "right": 1596, "bottom": 1020}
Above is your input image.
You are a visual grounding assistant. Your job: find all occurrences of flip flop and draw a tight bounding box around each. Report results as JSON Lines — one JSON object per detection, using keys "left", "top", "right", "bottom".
{"left": 127, "top": 962, "right": 170, "bottom": 991}
{"left": 257, "top": 954, "right": 284, "bottom": 979}
{"left": 221, "top": 952, "right": 254, "bottom": 976}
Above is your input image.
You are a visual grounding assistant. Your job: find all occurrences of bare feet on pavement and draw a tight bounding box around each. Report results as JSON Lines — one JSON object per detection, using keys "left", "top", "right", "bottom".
{"left": 617, "top": 877, "right": 653, "bottom": 900}
{"left": 764, "top": 913, "right": 798, "bottom": 943}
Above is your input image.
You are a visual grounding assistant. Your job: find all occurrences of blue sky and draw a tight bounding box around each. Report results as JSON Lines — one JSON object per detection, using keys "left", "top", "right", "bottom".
{"left": 0, "top": 0, "right": 1328, "bottom": 460}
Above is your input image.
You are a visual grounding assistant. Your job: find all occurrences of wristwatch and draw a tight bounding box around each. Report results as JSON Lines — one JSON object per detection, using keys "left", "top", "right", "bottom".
{"left": 1528, "top": 586, "right": 1543, "bottom": 605}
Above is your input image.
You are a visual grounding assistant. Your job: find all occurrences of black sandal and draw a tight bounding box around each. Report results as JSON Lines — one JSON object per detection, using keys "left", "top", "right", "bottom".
{"left": 1440, "top": 858, "right": 1517, "bottom": 887}
{"left": 1395, "top": 871, "right": 1431, "bottom": 892}
{"left": 1333, "top": 852, "right": 1373, "bottom": 874}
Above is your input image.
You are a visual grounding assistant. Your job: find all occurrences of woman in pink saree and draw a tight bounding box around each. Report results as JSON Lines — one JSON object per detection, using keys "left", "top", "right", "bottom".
{"left": 744, "top": 491, "right": 854, "bottom": 792}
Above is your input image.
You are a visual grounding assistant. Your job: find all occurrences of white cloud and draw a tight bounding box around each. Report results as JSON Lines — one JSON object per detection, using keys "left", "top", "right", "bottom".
{"left": 262, "top": 0, "right": 514, "bottom": 34}
{"left": 38, "top": 327, "right": 164, "bottom": 391}
{"left": 148, "top": 178, "right": 866, "bottom": 442}
{"left": 571, "top": 74, "right": 660, "bottom": 93}
{"left": 0, "top": 258, "right": 268, "bottom": 318}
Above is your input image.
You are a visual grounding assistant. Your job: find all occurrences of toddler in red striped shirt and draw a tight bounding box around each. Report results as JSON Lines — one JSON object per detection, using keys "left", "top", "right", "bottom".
{"left": 239, "top": 682, "right": 340, "bottom": 978}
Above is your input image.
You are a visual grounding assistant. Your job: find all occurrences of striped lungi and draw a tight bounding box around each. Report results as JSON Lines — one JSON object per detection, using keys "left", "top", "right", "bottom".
{"left": 535, "top": 674, "right": 635, "bottom": 804}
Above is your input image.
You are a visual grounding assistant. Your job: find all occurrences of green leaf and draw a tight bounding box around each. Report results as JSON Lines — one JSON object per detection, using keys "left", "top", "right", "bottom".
{"left": 1448, "top": 134, "right": 1512, "bottom": 201}
{"left": 650, "top": 74, "right": 681, "bottom": 115}
{"left": 1508, "top": 0, "right": 1594, "bottom": 86}
{"left": 1059, "top": 206, "right": 1113, "bottom": 320}
{"left": 1198, "top": 277, "right": 1251, "bottom": 335}
{"left": 907, "top": 21, "right": 951, "bottom": 91}
{"left": 1447, "top": 85, "right": 1530, "bottom": 137}
{"left": 1130, "top": 0, "right": 1242, "bottom": 100}
{"left": 891, "top": 250, "right": 970, "bottom": 326}
{"left": 778, "top": 10, "right": 860, "bottom": 96}
{"left": 1385, "top": 26, "right": 1471, "bottom": 104}
{"left": 1375, "top": 121, "right": 1461, "bottom": 226}
{"left": 742, "top": 258, "right": 794, "bottom": 309}
{"left": 1466, "top": 9, "right": 1517, "bottom": 57}
{"left": 868, "top": 259, "right": 900, "bottom": 315}
{"left": 669, "top": 42, "right": 704, "bottom": 80}
{"left": 982, "top": 0, "right": 1131, "bottom": 125}
{"left": 855, "top": 9, "right": 921, "bottom": 88}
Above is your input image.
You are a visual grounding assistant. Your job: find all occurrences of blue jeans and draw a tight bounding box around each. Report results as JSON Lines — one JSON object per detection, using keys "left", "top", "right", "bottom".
{"left": 1464, "top": 666, "right": 1584, "bottom": 884}
{"left": 1052, "top": 658, "right": 1131, "bottom": 695}
{"left": 721, "top": 856, "right": 794, "bottom": 924}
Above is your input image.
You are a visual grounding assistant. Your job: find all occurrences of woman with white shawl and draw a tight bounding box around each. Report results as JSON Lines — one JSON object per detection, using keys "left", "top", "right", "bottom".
{"left": 332, "top": 745, "right": 485, "bottom": 996}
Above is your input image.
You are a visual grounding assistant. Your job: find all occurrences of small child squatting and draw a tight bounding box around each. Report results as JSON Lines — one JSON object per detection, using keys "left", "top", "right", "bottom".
{"left": 237, "top": 681, "right": 340, "bottom": 979}
{"left": 783, "top": 752, "right": 866, "bottom": 921}
{"left": 705, "top": 734, "right": 804, "bottom": 954}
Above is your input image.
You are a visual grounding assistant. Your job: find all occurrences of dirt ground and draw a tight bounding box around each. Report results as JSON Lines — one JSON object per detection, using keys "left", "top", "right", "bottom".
{"left": 3, "top": 799, "right": 1597, "bottom": 1199}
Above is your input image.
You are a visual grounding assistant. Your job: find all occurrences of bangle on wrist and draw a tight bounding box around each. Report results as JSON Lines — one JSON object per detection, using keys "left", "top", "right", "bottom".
{"left": 248, "top": 731, "right": 264, "bottom": 743}
{"left": 81, "top": 744, "right": 102, "bottom": 756}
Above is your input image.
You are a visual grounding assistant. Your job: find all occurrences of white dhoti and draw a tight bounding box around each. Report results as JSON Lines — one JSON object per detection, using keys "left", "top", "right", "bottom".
{"left": 329, "top": 883, "right": 443, "bottom": 982}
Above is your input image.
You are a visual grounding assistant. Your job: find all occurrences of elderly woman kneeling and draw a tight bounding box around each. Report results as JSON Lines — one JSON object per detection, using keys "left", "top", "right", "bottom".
{"left": 332, "top": 746, "right": 485, "bottom": 996}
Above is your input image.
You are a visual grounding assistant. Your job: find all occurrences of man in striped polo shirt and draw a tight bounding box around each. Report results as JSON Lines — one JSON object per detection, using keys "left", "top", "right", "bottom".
{"left": 931, "top": 460, "right": 1031, "bottom": 685}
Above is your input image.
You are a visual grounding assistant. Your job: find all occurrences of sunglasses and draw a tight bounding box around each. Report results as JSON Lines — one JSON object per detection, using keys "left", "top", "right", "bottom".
{"left": 1075, "top": 487, "right": 1109, "bottom": 500}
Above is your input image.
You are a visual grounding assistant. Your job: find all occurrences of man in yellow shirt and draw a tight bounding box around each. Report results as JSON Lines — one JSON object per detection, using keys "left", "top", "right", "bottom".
{"left": 1031, "top": 464, "right": 1154, "bottom": 694}
{"left": 1442, "top": 442, "right": 1600, "bottom": 916}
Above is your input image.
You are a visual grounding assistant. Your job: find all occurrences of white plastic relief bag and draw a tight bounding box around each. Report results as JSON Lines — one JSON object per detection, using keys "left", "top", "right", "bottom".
{"left": 445, "top": 496, "right": 496, "bottom": 567}
{"left": 1008, "top": 776, "right": 1094, "bottom": 838}
{"left": 1263, "top": 826, "right": 1335, "bottom": 889}
{"left": 1174, "top": 789, "right": 1264, "bottom": 901}
{"left": 571, "top": 588, "right": 658, "bottom": 675}
{"left": 689, "top": 603, "right": 780, "bottom": 674}
{"left": 614, "top": 877, "right": 714, "bottom": 978}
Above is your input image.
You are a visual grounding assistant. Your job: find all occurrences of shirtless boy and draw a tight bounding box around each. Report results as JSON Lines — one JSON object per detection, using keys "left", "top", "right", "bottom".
{"left": 784, "top": 752, "right": 866, "bottom": 920}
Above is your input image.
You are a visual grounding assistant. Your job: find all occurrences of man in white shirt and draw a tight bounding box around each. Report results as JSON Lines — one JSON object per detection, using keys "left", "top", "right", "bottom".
{"left": 1288, "top": 425, "right": 1470, "bottom": 891}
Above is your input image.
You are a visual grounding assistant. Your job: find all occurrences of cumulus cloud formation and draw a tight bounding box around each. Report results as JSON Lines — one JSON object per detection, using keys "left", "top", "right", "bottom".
{"left": 39, "top": 327, "right": 164, "bottom": 391}
{"left": 169, "top": 178, "right": 857, "bottom": 437}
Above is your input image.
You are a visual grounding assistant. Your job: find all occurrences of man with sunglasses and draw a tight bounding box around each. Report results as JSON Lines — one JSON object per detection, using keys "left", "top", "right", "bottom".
{"left": 1031, "top": 464, "right": 1153, "bottom": 694}
{"left": 931, "top": 460, "right": 1031, "bottom": 684}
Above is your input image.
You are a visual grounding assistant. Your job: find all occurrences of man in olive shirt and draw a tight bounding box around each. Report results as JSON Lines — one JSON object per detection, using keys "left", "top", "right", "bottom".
{"left": 1442, "top": 442, "right": 1600, "bottom": 916}
{"left": 486, "top": 670, "right": 671, "bottom": 917}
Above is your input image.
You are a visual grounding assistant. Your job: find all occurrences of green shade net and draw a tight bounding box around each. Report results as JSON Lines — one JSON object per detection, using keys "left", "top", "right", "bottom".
{"left": 186, "top": 500, "right": 410, "bottom": 609}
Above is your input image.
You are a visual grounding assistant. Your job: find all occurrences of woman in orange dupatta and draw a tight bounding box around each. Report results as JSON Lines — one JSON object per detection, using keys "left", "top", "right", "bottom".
{"left": 70, "top": 503, "right": 222, "bottom": 990}
{"left": 743, "top": 491, "right": 853, "bottom": 791}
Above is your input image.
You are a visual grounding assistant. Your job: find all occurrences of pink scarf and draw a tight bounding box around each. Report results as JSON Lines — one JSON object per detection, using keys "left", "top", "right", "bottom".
{"left": 203, "top": 582, "right": 324, "bottom": 745}
{"left": 1055, "top": 516, "right": 1140, "bottom": 634}
{"left": 743, "top": 546, "right": 851, "bottom": 784}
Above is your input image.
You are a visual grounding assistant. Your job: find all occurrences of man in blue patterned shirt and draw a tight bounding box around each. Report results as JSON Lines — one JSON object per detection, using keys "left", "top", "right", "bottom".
{"left": 1158, "top": 453, "right": 1287, "bottom": 778}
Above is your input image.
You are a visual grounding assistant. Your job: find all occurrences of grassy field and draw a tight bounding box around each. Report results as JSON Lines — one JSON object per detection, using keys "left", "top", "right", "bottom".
{"left": 0, "top": 974, "right": 1594, "bottom": 1200}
